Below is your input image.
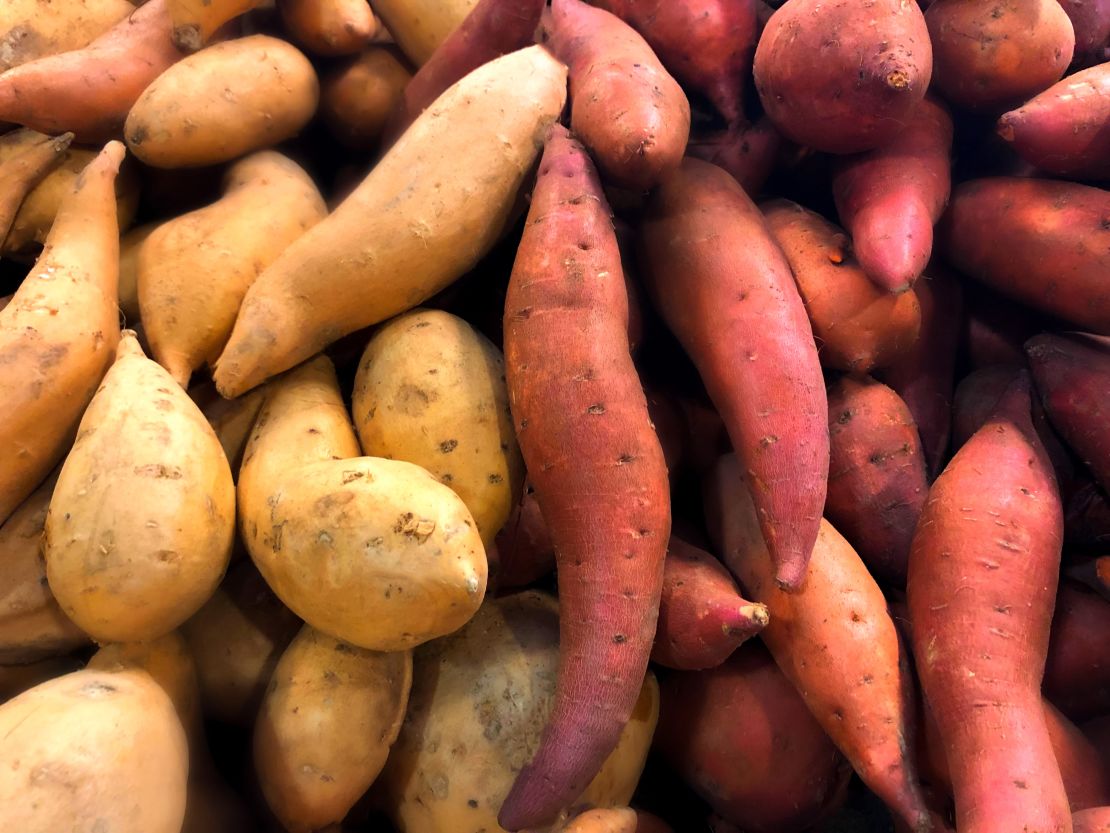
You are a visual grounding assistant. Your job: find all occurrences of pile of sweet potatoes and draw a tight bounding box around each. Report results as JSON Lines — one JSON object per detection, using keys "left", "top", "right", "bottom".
{"left": 0, "top": 0, "right": 1108, "bottom": 831}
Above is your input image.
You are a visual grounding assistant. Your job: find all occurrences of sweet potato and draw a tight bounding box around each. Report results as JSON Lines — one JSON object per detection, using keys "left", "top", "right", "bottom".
{"left": 1067, "top": 479, "right": 1110, "bottom": 552}
{"left": 588, "top": 0, "right": 758, "bottom": 125}
{"left": 997, "top": 63, "right": 1110, "bottom": 180}
{"left": 43, "top": 331, "right": 236, "bottom": 643}
{"left": 907, "top": 373, "right": 1068, "bottom": 833}
{"left": 254, "top": 626, "right": 411, "bottom": 833}
{"left": 0, "top": 131, "right": 72, "bottom": 244}
{"left": 0, "top": 0, "right": 133, "bottom": 72}
{"left": 0, "top": 668, "right": 189, "bottom": 833}
{"left": 563, "top": 808, "right": 637, "bottom": 833}
{"left": 1068, "top": 556, "right": 1110, "bottom": 602}
{"left": 0, "top": 0, "right": 184, "bottom": 141}
{"left": 705, "top": 454, "right": 938, "bottom": 832}
{"left": 685, "top": 117, "right": 782, "bottom": 198}
{"left": 213, "top": 45, "right": 567, "bottom": 398}
{"left": 370, "top": 0, "right": 479, "bottom": 65}
{"left": 278, "top": 0, "right": 377, "bottom": 56}
{"left": 138, "top": 152, "right": 326, "bottom": 387}
{"left": 762, "top": 199, "right": 922, "bottom": 373}
{"left": 652, "top": 537, "right": 768, "bottom": 670}
{"left": 168, "top": 0, "right": 264, "bottom": 51}
{"left": 494, "top": 486, "right": 557, "bottom": 590}
{"left": 1058, "top": 0, "right": 1110, "bottom": 67}
{"left": 0, "top": 655, "right": 82, "bottom": 704}
{"left": 961, "top": 282, "right": 1064, "bottom": 370}
{"left": 125, "top": 35, "right": 318, "bottom": 169}
{"left": 197, "top": 385, "right": 267, "bottom": 478}
{"left": 321, "top": 47, "right": 412, "bottom": 149}
{"left": 1027, "top": 334, "right": 1110, "bottom": 493}
{"left": 875, "top": 266, "right": 963, "bottom": 478}
{"left": 1075, "top": 808, "right": 1110, "bottom": 833}
{"left": 656, "top": 642, "right": 850, "bottom": 833}
{"left": 1045, "top": 582, "right": 1110, "bottom": 721}
{"left": 538, "top": 0, "right": 690, "bottom": 191}
{"left": 753, "top": 0, "right": 932, "bottom": 153}
{"left": 384, "top": 0, "right": 545, "bottom": 143}
{"left": 831, "top": 98, "right": 953, "bottom": 294}
{"left": 0, "top": 141, "right": 124, "bottom": 526}
{"left": 926, "top": 0, "right": 1075, "bottom": 112}
{"left": 825, "top": 375, "right": 928, "bottom": 587}
{"left": 499, "top": 126, "right": 671, "bottom": 831}
{"left": 0, "top": 471, "right": 88, "bottom": 665}
{"left": 638, "top": 158, "right": 827, "bottom": 590}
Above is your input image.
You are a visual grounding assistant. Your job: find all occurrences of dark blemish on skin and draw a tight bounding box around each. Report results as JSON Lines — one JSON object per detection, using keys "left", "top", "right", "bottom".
{"left": 440, "top": 439, "right": 458, "bottom": 453}
{"left": 586, "top": 404, "right": 605, "bottom": 415}
{"left": 617, "top": 454, "right": 635, "bottom": 464}
{"left": 468, "top": 799, "right": 479, "bottom": 809}
{"left": 837, "top": 410, "right": 853, "bottom": 424}
{"left": 488, "top": 473, "right": 503, "bottom": 484}
{"left": 1014, "top": 779, "right": 1028, "bottom": 789}
{"left": 612, "top": 634, "right": 627, "bottom": 644}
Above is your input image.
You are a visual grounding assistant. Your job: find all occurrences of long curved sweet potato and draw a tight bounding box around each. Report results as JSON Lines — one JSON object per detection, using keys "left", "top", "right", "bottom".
{"left": 638, "top": 159, "right": 827, "bottom": 591}
{"left": 908, "top": 373, "right": 1068, "bottom": 833}
{"left": 1045, "top": 582, "right": 1110, "bottom": 721}
{"left": 498, "top": 126, "right": 671, "bottom": 830}
{"left": 831, "top": 98, "right": 953, "bottom": 294}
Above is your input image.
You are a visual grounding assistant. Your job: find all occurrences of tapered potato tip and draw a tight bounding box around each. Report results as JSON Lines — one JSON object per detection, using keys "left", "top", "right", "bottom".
{"left": 116, "top": 329, "right": 145, "bottom": 359}
{"left": 729, "top": 602, "right": 770, "bottom": 633}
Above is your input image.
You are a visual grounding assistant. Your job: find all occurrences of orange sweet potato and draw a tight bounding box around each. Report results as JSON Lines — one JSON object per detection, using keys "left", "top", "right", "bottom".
{"left": 1075, "top": 807, "right": 1110, "bottom": 833}
{"left": 278, "top": 0, "right": 378, "bottom": 56}
{"left": 321, "top": 47, "right": 413, "bottom": 149}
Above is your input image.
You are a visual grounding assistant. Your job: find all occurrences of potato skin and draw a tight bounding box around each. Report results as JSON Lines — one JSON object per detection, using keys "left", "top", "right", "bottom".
{"left": 369, "top": 0, "right": 479, "bottom": 65}
{"left": 279, "top": 0, "right": 378, "bottom": 56}
{"left": 125, "top": 35, "right": 319, "bottom": 169}
{"left": 0, "top": 668, "right": 189, "bottom": 833}
{"left": 254, "top": 625, "right": 412, "bottom": 833}
{"left": 44, "top": 333, "right": 236, "bottom": 643}
{"left": 754, "top": 0, "right": 932, "bottom": 153}
{"left": 321, "top": 47, "right": 412, "bottom": 149}
{"left": 380, "top": 592, "right": 660, "bottom": 833}
{"left": 353, "top": 308, "right": 523, "bottom": 545}
{"left": 0, "top": 0, "right": 133, "bottom": 72}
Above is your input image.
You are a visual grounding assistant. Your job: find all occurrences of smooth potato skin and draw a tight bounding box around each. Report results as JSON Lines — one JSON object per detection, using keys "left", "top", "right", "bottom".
{"left": 1045, "top": 582, "right": 1110, "bottom": 721}
{"left": 0, "top": 131, "right": 73, "bottom": 245}
{"left": 0, "top": 669, "right": 189, "bottom": 833}
{"left": 254, "top": 626, "right": 412, "bottom": 833}
{"left": 125, "top": 35, "right": 319, "bottom": 169}
{"left": 1057, "top": 0, "right": 1110, "bottom": 67}
{"left": 369, "top": 0, "right": 479, "bottom": 65}
{"left": 322, "top": 47, "right": 412, "bottom": 149}
{"left": 168, "top": 0, "right": 264, "bottom": 51}
{"left": 754, "top": 0, "right": 932, "bottom": 153}
{"left": 0, "top": 0, "right": 133, "bottom": 72}
{"left": 1075, "top": 808, "right": 1110, "bottom": 833}
{"left": 279, "top": 0, "right": 377, "bottom": 56}
{"left": 353, "top": 308, "right": 523, "bottom": 545}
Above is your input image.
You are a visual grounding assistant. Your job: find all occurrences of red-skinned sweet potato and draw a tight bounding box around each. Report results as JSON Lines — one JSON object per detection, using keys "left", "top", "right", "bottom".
{"left": 1057, "top": 0, "right": 1110, "bottom": 67}
{"left": 961, "top": 282, "right": 1065, "bottom": 371}
{"left": 1027, "top": 334, "right": 1110, "bottom": 494}
{"left": 825, "top": 374, "right": 928, "bottom": 587}
{"left": 638, "top": 159, "right": 827, "bottom": 591}
{"left": 1075, "top": 807, "right": 1110, "bottom": 833}
{"left": 704, "top": 455, "right": 939, "bottom": 832}
{"left": 831, "top": 98, "right": 954, "bottom": 294}
{"left": 0, "top": 0, "right": 184, "bottom": 141}
{"left": 588, "top": 0, "right": 758, "bottom": 125}
{"left": 384, "top": 0, "right": 545, "bottom": 143}
{"left": 908, "top": 373, "right": 1068, "bottom": 833}
{"left": 1045, "top": 581, "right": 1110, "bottom": 721}
{"left": 655, "top": 642, "right": 851, "bottom": 833}
{"left": 684, "top": 118, "right": 782, "bottom": 198}
{"left": 753, "top": 0, "right": 932, "bottom": 153}
{"left": 997, "top": 63, "right": 1110, "bottom": 181}
{"left": 493, "top": 486, "right": 556, "bottom": 591}
{"left": 652, "top": 536, "right": 768, "bottom": 670}
{"left": 499, "top": 126, "right": 671, "bottom": 830}
{"left": 762, "top": 199, "right": 922, "bottom": 374}
{"left": 940, "top": 179, "right": 1110, "bottom": 334}
{"left": 1067, "top": 479, "right": 1110, "bottom": 552}
{"left": 926, "top": 0, "right": 1075, "bottom": 112}
{"left": 538, "top": 0, "right": 691, "bottom": 191}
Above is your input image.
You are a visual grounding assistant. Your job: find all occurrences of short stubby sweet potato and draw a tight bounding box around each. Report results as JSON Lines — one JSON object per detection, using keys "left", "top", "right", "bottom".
{"left": 323, "top": 47, "right": 413, "bottom": 149}
{"left": 278, "top": 0, "right": 378, "bottom": 56}
{"left": 762, "top": 199, "right": 922, "bottom": 374}
{"left": 925, "top": 0, "right": 1075, "bottom": 112}
{"left": 753, "top": 0, "right": 932, "bottom": 153}
{"left": 939, "top": 178, "right": 1110, "bottom": 335}
{"left": 656, "top": 643, "right": 850, "bottom": 833}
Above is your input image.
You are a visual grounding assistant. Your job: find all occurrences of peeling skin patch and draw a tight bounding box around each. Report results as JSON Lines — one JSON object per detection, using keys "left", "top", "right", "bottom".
{"left": 133, "top": 463, "right": 183, "bottom": 479}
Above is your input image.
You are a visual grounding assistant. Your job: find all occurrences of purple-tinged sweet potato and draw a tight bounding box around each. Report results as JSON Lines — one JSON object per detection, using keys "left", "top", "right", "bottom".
{"left": 1067, "top": 557, "right": 1110, "bottom": 603}
{"left": 908, "top": 373, "right": 1068, "bottom": 833}
{"left": 875, "top": 266, "right": 963, "bottom": 479}
{"left": 588, "top": 0, "right": 758, "bottom": 125}
{"left": 825, "top": 375, "right": 928, "bottom": 587}
{"left": 1075, "top": 807, "right": 1110, "bottom": 833}
{"left": 961, "top": 282, "right": 1065, "bottom": 370}
{"left": 1045, "top": 581, "right": 1110, "bottom": 721}
{"left": 1027, "top": 334, "right": 1110, "bottom": 493}
{"left": 925, "top": 0, "right": 1075, "bottom": 112}
{"left": 685, "top": 117, "right": 781, "bottom": 198}
{"left": 538, "top": 0, "right": 691, "bottom": 191}
{"left": 753, "top": 0, "right": 932, "bottom": 153}
{"left": 499, "top": 126, "right": 671, "bottom": 831}
{"left": 652, "top": 537, "right": 768, "bottom": 670}
{"left": 705, "top": 455, "right": 939, "bottom": 832}
{"left": 1067, "top": 479, "right": 1110, "bottom": 552}
{"left": 1058, "top": 0, "right": 1110, "bottom": 67}
{"left": 997, "top": 63, "right": 1110, "bottom": 181}
{"left": 494, "top": 487, "right": 556, "bottom": 591}
{"left": 831, "top": 98, "right": 953, "bottom": 294}
{"left": 762, "top": 199, "right": 922, "bottom": 374}
{"left": 655, "top": 643, "right": 851, "bottom": 833}
{"left": 638, "top": 159, "right": 827, "bottom": 591}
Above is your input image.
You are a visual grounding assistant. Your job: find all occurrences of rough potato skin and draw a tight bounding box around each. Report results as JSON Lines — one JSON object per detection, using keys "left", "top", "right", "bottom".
{"left": 499, "top": 126, "right": 671, "bottom": 831}
{"left": 998, "top": 63, "right": 1110, "bottom": 185}
{"left": 939, "top": 178, "right": 1110, "bottom": 336}
{"left": 0, "top": 0, "right": 133, "bottom": 72}
{"left": 832, "top": 97, "right": 953, "bottom": 294}
{"left": 638, "top": 159, "right": 827, "bottom": 591}
{"left": 825, "top": 375, "right": 927, "bottom": 587}
{"left": 753, "top": 0, "right": 932, "bottom": 153}
{"left": 1044, "top": 582, "right": 1110, "bottom": 721}
{"left": 656, "top": 644, "right": 850, "bottom": 833}
{"left": 925, "top": 0, "right": 1075, "bottom": 112}
{"left": 539, "top": 0, "right": 691, "bottom": 190}
{"left": 907, "top": 374, "right": 1069, "bottom": 833}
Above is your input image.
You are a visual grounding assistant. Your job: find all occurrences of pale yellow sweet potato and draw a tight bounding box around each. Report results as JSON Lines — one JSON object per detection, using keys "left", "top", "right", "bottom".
{"left": 0, "top": 0, "right": 134, "bottom": 72}
{"left": 370, "top": 0, "right": 478, "bottom": 65}
{"left": 0, "top": 130, "right": 72, "bottom": 244}
{"left": 117, "top": 222, "right": 156, "bottom": 323}
{"left": 44, "top": 331, "right": 236, "bottom": 643}
{"left": 0, "top": 655, "right": 82, "bottom": 703}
